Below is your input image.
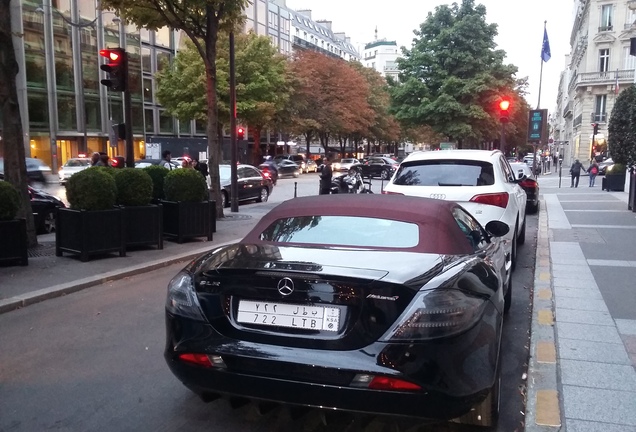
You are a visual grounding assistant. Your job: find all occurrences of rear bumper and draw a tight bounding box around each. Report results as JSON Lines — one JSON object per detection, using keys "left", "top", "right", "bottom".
{"left": 164, "top": 308, "right": 502, "bottom": 420}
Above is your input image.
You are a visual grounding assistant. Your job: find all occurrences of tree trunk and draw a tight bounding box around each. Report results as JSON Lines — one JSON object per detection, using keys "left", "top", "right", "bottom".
{"left": 252, "top": 125, "right": 262, "bottom": 165}
{"left": 305, "top": 132, "right": 311, "bottom": 160}
{"left": 0, "top": 0, "right": 37, "bottom": 247}
{"left": 204, "top": 11, "right": 223, "bottom": 219}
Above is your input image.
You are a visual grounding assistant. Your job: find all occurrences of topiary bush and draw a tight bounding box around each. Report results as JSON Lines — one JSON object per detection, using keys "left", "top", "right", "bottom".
{"left": 0, "top": 181, "right": 21, "bottom": 221}
{"left": 607, "top": 163, "right": 626, "bottom": 176}
{"left": 92, "top": 165, "right": 118, "bottom": 179}
{"left": 143, "top": 165, "right": 169, "bottom": 200}
{"left": 114, "top": 168, "right": 153, "bottom": 206}
{"left": 164, "top": 168, "right": 208, "bottom": 202}
{"left": 66, "top": 167, "right": 117, "bottom": 210}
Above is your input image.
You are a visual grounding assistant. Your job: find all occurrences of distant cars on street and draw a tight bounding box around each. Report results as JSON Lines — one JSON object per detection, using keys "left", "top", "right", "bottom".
{"left": 219, "top": 164, "right": 273, "bottom": 208}
{"left": 0, "top": 157, "right": 52, "bottom": 183}
{"left": 58, "top": 157, "right": 92, "bottom": 185}
{"left": 510, "top": 162, "right": 539, "bottom": 214}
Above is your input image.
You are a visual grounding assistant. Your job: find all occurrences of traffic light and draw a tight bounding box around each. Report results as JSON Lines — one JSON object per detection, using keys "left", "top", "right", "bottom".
{"left": 99, "top": 48, "right": 127, "bottom": 92}
{"left": 499, "top": 100, "right": 511, "bottom": 123}
{"left": 237, "top": 127, "right": 245, "bottom": 140}
{"left": 592, "top": 123, "right": 599, "bottom": 135}
{"left": 112, "top": 123, "right": 126, "bottom": 140}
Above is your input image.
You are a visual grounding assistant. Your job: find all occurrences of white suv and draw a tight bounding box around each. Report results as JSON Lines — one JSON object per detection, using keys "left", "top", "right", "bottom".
{"left": 383, "top": 149, "right": 527, "bottom": 270}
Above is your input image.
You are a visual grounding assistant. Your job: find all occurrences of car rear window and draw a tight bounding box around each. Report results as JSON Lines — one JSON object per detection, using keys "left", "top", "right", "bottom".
{"left": 259, "top": 215, "right": 419, "bottom": 248}
{"left": 392, "top": 160, "right": 495, "bottom": 186}
{"left": 66, "top": 159, "right": 89, "bottom": 167}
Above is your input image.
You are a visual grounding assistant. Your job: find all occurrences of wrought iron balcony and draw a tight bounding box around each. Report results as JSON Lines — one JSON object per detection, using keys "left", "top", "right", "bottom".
{"left": 591, "top": 112, "right": 607, "bottom": 123}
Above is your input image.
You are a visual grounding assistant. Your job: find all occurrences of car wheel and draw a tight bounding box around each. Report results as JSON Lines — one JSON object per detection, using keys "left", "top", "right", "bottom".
{"left": 257, "top": 187, "right": 269, "bottom": 203}
{"left": 517, "top": 215, "right": 526, "bottom": 245}
{"left": 42, "top": 209, "right": 56, "bottom": 234}
{"left": 504, "top": 275, "right": 512, "bottom": 314}
{"left": 221, "top": 191, "right": 229, "bottom": 208}
{"left": 454, "top": 361, "right": 500, "bottom": 427}
{"left": 528, "top": 201, "right": 539, "bottom": 214}
{"left": 380, "top": 169, "right": 389, "bottom": 180}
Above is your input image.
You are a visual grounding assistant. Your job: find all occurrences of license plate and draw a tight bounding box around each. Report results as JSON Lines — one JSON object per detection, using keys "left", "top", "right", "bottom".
{"left": 236, "top": 300, "right": 341, "bottom": 332}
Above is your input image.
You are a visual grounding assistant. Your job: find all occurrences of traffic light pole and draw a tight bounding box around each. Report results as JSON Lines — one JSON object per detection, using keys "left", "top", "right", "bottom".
{"left": 123, "top": 80, "right": 134, "bottom": 168}
{"left": 229, "top": 31, "right": 239, "bottom": 213}
{"left": 500, "top": 122, "right": 506, "bottom": 152}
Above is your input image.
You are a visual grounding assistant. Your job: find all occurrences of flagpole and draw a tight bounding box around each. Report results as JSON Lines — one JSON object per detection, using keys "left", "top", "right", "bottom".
{"left": 537, "top": 20, "right": 547, "bottom": 109}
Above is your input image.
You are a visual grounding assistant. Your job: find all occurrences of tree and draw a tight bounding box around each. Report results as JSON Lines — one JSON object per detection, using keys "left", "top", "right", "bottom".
{"left": 156, "top": 32, "right": 290, "bottom": 165}
{"left": 101, "top": 0, "right": 250, "bottom": 218}
{"left": 608, "top": 84, "right": 636, "bottom": 166}
{"left": 390, "top": 0, "right": 518, "bottom": 148}
{"left": 0, "top": 0, "right": 37, "bottom": 247}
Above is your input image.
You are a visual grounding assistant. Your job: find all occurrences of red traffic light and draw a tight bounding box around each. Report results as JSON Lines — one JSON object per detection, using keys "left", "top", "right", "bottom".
{"left": 237, "top": 127, "right": 245, "bottom": 139}
{"left": 499, "top": 100, "right": 510, "bottom": 111}
{"left": 100, "top": 49, "right": 122, "bottom": 63}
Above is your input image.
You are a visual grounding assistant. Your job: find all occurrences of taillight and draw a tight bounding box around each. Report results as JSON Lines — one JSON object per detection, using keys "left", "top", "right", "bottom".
{"left": 177, "top": 353, "right": 213, "bottom": 367}
{"left": 381, "top": 190, "right": 403, "bottom": 195}
{"left": 381, "top": 289, "right": 487, "bottom": 341}
{"left": 262, "top": 172, "right": 271, "bottom": 178}
{"left": 520, "top": 179, "right": 536, "bottom": 188}
{"left": 470, "top": 192, "right": 509, "bottom": 208}
{"left": 351, "top": 374, "right": 421, "bottom": 391}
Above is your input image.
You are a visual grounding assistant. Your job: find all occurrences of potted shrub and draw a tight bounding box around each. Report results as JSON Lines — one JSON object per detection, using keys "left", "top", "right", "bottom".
{"left": 161, "top": 168, "right": 214, "bottom": 243}
{"left": 603, "top": 163, "right": 626, "bottom": 192}
{"left": 115, "top": 168, "right": 163, "bottom": 249}
{"left": 56, "top": 167, "right": 125, "bottom": 262}
{"left": 0, "top": 181, "right": 28, "bottom": 266}
{"left": 143, "top": 165, "right": 169, "bottom": 203}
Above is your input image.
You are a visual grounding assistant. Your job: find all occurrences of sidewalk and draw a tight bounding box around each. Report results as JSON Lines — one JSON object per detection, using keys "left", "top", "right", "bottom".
{"left": 526, "top": 170, "right": 636, "bottom": 432}
{"left": 0, "top": 201, "right": 278, "bottom": 313}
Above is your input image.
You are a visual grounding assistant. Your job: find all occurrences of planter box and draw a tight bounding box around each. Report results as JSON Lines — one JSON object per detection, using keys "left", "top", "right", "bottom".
{"left": 123, "top": 204, "right": 163, "bottom": 249}
{"left": 161, "top": 200, "right": 214, "bottom": 243}
{"left": 602, "top": 174, "right": 626, "bottom": 192}
{"left": 0, "top": 218, "right": 28, "bottom": 266}
{"left": 56, "top": 207, "right": 126, "bottom": 262}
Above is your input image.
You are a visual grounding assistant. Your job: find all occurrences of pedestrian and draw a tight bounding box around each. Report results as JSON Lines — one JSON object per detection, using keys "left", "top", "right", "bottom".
{"left": 319, "top": 159, "right": 333, "bottom": 195}
{"left": 99, "top": 152, "right": 109, "bottom": 167}
{"left": 90, "top": 152, "right": 102, "bottom": 166}
{"left": 181, "top": 158, "right": 193, "bottom": 168}
{"left": 262, "top": 156, "right": 279, "bottom": 185}
{"left": 587, "top": 160, "right": 599, "bottom": 187}
{"left": 569, "top": 159, "right": 585, "bottom": 188}
{"left": 193, "top": 158, "right": 209, "bottom": 178}
{"left": 161, "top": 150, "right": 173, "bottom": 170}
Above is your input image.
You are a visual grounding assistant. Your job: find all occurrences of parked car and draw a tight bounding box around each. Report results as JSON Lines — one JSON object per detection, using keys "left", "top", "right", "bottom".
{"left": 219, "top": 164, "right": 273, "bottom": 208}
{"left": 58, "top": 157, "right": 92, "bottom": 185}
{"left": 0, "top": 157, "right": 52, "bottom": 183}
{"left": 383, "top": 149, "right": 527, "bottom": 270}
{"left": 356, "top": 156, "right": 399, "bottom": 179}
{"left": 164, "top": 194, "right": 511, "bottom": 428}
{"left": 510, "top": 162, "right": 539, "bottom": 214}
{"left": 276, "top": 159, "right": 301, "bottom": 178}
{"left": 522, "top": 154, "right": 542, "bottom": 175}
{"left": 134, "top": 159, "right": 181, "bottom": 170}
{"left": 598, "top": 158, "right": 614, "bottom": 176}
{"left": 29, "top": 185, "right": 66, "bottom": 234}
{"left": 332, "top": 158, "right": 360, "bottom": 172}
{"left": 303, "top": 159, "right": 318, "bottom": 173}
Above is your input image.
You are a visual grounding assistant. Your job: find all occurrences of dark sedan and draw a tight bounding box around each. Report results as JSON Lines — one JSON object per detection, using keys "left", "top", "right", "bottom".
{"left": 276, "top": 159, "right": 301, "bottom": 178}
{"left": 219, "top": 164, "right": 273, "bottom": 208}
{"left": 29, "top": 186, "right": 66, "bottom": 234}
{"left": 0, "top": 157, "right": 52, "bottom": 183}
{"left": 164, "top": 194, "right": 511, "bottom": 427}
{"left": 355, "top": 156, "right": 399, "bottom": 179}
{"left": 510, "top": 162, "right": 539, "bottom": 214}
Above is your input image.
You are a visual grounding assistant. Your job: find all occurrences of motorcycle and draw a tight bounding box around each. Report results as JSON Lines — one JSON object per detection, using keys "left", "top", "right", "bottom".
{"left": 329, "top": 168, "right": 372, "bottom": 194}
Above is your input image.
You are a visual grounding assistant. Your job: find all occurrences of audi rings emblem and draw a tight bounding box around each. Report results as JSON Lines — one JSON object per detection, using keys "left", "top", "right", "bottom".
{"left": 277, "top": 277, "right": 295, "bottom": 296}
{"left": 430, "top": 193, "right": 446, "bottom": 200}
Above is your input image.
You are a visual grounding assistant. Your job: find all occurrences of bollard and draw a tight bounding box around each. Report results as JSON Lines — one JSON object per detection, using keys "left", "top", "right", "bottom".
{"left": 294, "top": 182, "right": 297, "bottom": 198}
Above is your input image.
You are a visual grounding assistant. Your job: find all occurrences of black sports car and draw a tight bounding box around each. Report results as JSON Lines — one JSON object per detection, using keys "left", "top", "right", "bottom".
{"left": 164, "top": 194, "right": 511, "bottom": 427}
{"left": 29, "top": 186, "right": 66, "bottom": 234}
{"left": 354, "top": 156, "right": 399, "bottom": 179}
{"left": 219, "top": 164, "right": 273, "bottom": 208}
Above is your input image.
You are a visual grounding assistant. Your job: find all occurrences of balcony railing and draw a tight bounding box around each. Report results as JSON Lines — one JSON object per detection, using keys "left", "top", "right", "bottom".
{"left": 598, "top": 25, "right": 614, "bottom": 32}
{"left": 563, "top": 102, "right": 572, "bottom": 118}
{"left": 573, "top": 114, "right": 582, "bottom": 128}
{"left": 591, "top": 112, "right": 607, "bottom": 123}
{"left": 570, "top": 69, "right": 634, "bottom": 89}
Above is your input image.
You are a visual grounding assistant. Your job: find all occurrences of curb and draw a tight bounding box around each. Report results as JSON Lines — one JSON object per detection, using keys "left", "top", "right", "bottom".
{"left": 525, "top": 198, "right": 562, "bottom": 431}
{"left": 0, "top": 238, "right": 240, "bottom": 315}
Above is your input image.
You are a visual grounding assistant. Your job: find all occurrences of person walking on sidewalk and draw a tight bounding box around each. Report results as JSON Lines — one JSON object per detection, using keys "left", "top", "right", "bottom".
{"left": 587, "top": 160, "right": 599, "bottom": 187}
{"left": 570, "top": 159, "right": 585, "bottom": 188}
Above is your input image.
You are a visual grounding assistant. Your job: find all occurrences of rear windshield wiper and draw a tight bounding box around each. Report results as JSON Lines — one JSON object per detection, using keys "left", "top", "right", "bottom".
{"left": 438, "top": 182, "right": 472, "bottom": 186}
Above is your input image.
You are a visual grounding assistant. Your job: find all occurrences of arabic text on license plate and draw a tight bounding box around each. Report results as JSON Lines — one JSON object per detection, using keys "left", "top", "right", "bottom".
{"left": 237, "top": 300, "right": 340, "bottom": 332}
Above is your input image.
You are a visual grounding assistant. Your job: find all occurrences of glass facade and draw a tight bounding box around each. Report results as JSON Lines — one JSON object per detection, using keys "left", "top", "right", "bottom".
{"left": 2, "top": 2, "right": 179, "bottom": 170}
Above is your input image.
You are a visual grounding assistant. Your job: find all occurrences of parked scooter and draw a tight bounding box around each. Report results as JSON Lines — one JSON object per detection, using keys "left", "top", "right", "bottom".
{"left": 329, "top": 168, "right": 371, "bottom": 194}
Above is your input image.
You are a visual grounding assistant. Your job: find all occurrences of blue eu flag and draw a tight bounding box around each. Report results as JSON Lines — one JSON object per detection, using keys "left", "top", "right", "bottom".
{"left": 542, "top": 27, "right": 551, "bottom": 62}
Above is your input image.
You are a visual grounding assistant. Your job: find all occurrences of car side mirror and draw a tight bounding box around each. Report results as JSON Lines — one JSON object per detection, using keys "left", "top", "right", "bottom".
{"left": 485, "top": 220, "right": 509, "bottom": 238}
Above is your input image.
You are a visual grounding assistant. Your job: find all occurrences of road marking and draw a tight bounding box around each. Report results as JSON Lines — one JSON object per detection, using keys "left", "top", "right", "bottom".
{"left": 537, "top": 341, "right": 557, "bottom": 363}
{"left": 563, "top": 209, "right": 625, "bottom": 212}
{"left": 538, "top": 289, "right": 552, "bottom": 300}
{"left": 536, "top": 390, "right": 561, "bottom": 427}
{"left": 571, "top": 224, "right": 636, "bottom": 229}
{"left": 540, "top": 272, "right": 551, "bottom": 281}
{"left": 538, "top": 309, "right": 554, "bottom": 325}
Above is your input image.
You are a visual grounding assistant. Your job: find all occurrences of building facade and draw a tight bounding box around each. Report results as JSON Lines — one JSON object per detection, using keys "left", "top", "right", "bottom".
{"left": 362, "top": 35, "right": 399, "bottom": 81}
{"left": 559, "top": 0, "right": 636, "bottom": 164}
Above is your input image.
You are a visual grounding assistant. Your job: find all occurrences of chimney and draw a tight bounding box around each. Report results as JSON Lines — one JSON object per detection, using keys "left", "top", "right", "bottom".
{"left": 297, "top": 9, "right": 312, "bottom": 20}
{"left": 334, "top": 32, "right": 346, "bottom": 40}
{"left": 316, "top": 20, "right": 332, "bottom": 30}
{"left": 345, "top": 37, "right": 351, "bottom": 43}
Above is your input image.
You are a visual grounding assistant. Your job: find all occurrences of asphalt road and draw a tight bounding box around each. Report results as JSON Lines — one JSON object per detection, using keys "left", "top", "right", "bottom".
{"left": 4, "top": 178, "right": 537, "bottom": 432}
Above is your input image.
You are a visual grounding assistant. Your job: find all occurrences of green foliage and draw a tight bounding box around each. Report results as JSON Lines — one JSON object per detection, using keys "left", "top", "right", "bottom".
{"left": 164, "top": 169, "right": 208, "bottom": 202}
{"left": 114, "top": 168, "right": 153, "bottom": 206}
{"left": 389, "top": 0, "right": 519, "bottom": 147}
{"left": 607, "top": 163, "right": 626, "bottom": 176}
{"left": 0, "top": 181, "right": 21, "bottom": 221}
{"left": 608, "top": 85, "right": 636, "bottom": 166}
{"left": 66, "top": 167, "right": 117, "bottom": 211}
{"left": 93, "top": 165, "right": 117, "bottom": 179}
{"left": 143, "top": 165, "right": 170, "bottom": 200}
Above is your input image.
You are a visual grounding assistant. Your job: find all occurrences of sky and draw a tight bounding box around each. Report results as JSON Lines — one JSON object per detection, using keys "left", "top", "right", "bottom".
{"left": 286, "top": 0, "right": 573, "bottom": 112}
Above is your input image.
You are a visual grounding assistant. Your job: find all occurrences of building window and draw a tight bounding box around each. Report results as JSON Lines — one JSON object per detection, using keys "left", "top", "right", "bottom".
{"left": 599, "top": 48, "right": 610, "bottom": 73}
{"left": 159, "top": 111, "right": 174, "bottom": 133}
{"left": 143, "top": 78, "right": 153, "bottom": 103}
{"left": 145, "top": 109, "right": 154, "bottom": 133}
{"left": 594, "top": 95, "right": 607, "bottom": 122}
{"left": 142, "top": 47, "right": 152, "bottom": 74}
{"left": 269, "top": 11, "right": 278, "bottom": 29}
{"left": 624, "top": 46, "right": 636, "bottom": 69}
{"left": 600, "top": 4, "right": 613, "bottom": 31}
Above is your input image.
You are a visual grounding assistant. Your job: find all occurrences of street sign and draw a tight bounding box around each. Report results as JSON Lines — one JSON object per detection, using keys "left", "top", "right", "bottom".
{"left": 527, "top": 109, "right": 548, "bottom": 143}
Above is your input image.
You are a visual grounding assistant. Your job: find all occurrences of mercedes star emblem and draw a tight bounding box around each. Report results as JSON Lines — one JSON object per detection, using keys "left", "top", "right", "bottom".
{"left": 277, "top": 277, "right": 294, "bottom": 296}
